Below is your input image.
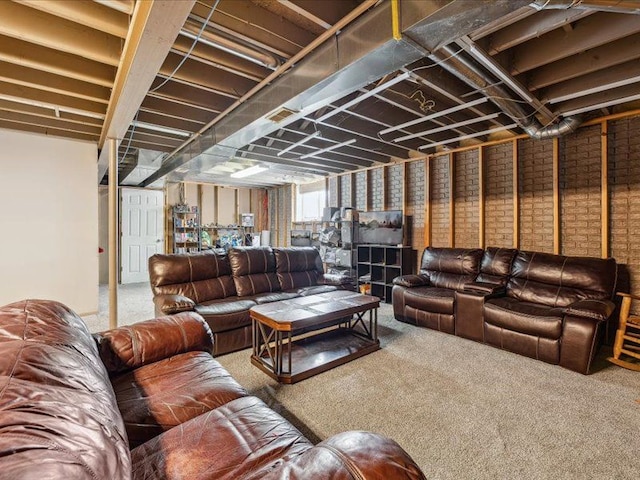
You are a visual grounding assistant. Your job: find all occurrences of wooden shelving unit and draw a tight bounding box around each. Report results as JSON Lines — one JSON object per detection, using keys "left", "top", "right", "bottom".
{"left": 357, "top": 245, "right": 413, "bottom": 303}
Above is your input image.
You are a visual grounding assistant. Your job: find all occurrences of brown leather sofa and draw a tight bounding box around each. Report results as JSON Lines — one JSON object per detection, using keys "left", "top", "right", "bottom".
{"left": 392, "top": 246, "right": 618, "bottom": 374}
{"left": 149, "top": 246, "right": 354, "bottom": 356}
{"left": 0, "top": 298, "right": 425, "bottom": 480}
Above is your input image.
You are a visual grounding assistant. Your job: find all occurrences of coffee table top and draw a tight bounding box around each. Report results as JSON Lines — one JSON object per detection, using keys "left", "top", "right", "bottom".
{"left": 250, "top": 290, "right": 380, "bottom": 331}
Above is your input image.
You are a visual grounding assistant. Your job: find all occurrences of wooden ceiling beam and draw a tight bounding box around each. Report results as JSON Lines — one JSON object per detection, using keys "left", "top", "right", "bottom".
{"left": 145, "top": 81, "right": 236, "bottom": 113}
{"left": 0, "top": 35, "right": 116, "bottom": 88}
{"left": 487, "top": 9, "right": 593, "bottom": 54}
{"left": 194, "top": 0, "right": 315, "bottom": 58}
{"left": 0, "top": 110, "right": 102, "bottom": 136}
{"left": 93, "top": 0, "right": 135, "bottom": 15}
{"left": 557, "top": 82, "right": 640, "bottom": 116}
{"left": 172, "top": 36, "right": 268, "bottom": 83}
{"left": 0, "top": 118, "right": 99, "bottom": 141}
{"left": 0, "top": 98, "right": 103, "bottom": 127}
{"left": 135, "top": 110, "right": 203, "bottom": 134}
{"left": 510, "top": 12, "right": 640, "bottom": 75}
{"left": 159, "top": 52, "right": 256, "bottom": 98}
{"left": 0, "top": 2, "right": 123, "bottom": 66}
{"left": 98, "top": 0, "right": 195, "bottom": 179}
{"left": 0, "top": 61, "right": 111, "bottom": 104}
{"left": 526, "top": 32, "right": 640, "bottom": 91}
{"left": 140, "top": 96, "right": 212, "bottom": 125}
{"left": 541, "top": 59, "right": 640, "bottom": 104}
{"left": 14, "top": 0, "right": 130, "bottom": 38}
{"left": 0, "top": 80, "right": 106, "bottom": 117}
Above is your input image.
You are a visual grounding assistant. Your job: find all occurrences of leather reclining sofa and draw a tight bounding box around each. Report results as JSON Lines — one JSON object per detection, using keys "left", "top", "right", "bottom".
{"left": 392, "top": 246, "right": 619, "bottom": 374}
{"left": 0, "top": 299, "right": 425, "bottom": 480}
{"left": 149, "top": 246, "right": 354, "bottom": 356}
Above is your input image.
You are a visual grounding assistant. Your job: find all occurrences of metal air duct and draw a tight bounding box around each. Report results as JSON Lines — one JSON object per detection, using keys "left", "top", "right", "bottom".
{"left": 531, "top": 1, "right": 640, "bottom": 14}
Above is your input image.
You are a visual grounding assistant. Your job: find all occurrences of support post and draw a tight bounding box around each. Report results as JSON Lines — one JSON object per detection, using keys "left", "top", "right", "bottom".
{"left": 108, "top": 138, "right": 118, "bottom": 329}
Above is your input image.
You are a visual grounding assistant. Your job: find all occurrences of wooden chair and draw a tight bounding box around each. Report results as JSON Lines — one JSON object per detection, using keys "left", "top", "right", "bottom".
{"left": 608, "top": 292, "right": 640, "bottom": 371}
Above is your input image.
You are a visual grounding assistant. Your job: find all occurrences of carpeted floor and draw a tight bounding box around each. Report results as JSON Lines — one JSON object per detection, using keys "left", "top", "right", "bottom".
{"left": 86, "top": 283, "right": 640, "bottom": 479}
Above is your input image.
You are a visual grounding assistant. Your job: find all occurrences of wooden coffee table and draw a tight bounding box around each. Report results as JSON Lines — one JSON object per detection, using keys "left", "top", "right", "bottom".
{"left": 250, "top": 290, "right": 380, "bottom": 384}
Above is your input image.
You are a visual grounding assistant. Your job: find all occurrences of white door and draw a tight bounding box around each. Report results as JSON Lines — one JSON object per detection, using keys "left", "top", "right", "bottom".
{"left": 121, "top": 188, "right": 164, "bottom": 284}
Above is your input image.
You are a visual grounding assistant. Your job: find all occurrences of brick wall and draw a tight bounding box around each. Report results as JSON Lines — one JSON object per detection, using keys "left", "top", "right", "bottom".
{"left": 319, "top": 114, "right": 640, "bottom": 308}
{"left": 609, "top": 116, "right": 640, "bottom": 302}
{"left": 484, "top": 142, "right": 514, "bottom": 247}
{"left": 328, "top": 176, "right": 338, "bottom": 207}
{"left": 370, "top": 168, "right": 384, "bottom": 211}
{"left": 518, "top": 137, "right": 554, "bottom": 252}
{"left": 340, "top": 175, "right": 352, "bottom": 208}
{"left": 407, "top": 160, "right": 425, "bottom": 268}
{"left": 356, "top": 171, "right": 367, "bottom": 210}
{"left": 387, "top": 164, "right": 404, "bottom": 210}
{"left": 454, "top": 150, "right": 479, "bottom": 248}
{"left": 560, "top": 125, "right": 602, "bottom": 257}
{"left": 430, "top": 155, "right": 450, "bottom": 247}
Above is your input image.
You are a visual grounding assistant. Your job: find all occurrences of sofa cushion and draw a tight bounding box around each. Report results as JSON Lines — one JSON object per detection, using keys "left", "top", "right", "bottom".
{"left": 401, "top": 286, "right": 456, "bottom": 315}
{"left": 419, "top": 247, "right": 483, "bottom": 291}
{"left": 484, "top": 297, "right": 564, "bottom": 339}
{"left": 476, "top": 246, "right": 517, "bottom": 285}
{"left": 0, "top": 300, "right": 131, "bottom": 479}
{"left": 195, "top": 299, "right": 255, "bottom": 333}
{"left": 149, "top": 251, "right": 236, "bottom": 302}
{"left": 274, "top": 247, "right": 322, "bottom": 290}
{"left": 112, "top": 351, "right": 248, "bottom": 449}
{"left": 130, "top": 396, "right": 313, "bottom": 480}
{"left": 507, "top": 251, "right": 617, "bottom": 307}
{"left": 229, "top": 247, "right": 281, "bottom": 297}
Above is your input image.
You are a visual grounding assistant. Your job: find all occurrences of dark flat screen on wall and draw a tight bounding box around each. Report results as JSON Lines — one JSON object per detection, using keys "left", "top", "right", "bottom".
{"left": 358, "top": 210, "right": 403, "bottom": 245}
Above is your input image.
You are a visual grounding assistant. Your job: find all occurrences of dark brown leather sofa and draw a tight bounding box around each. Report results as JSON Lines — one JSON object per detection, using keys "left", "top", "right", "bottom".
{"left": 0, "top": 299, "right": 425, "bottom": 480}
{"left": 392, "top": 246, "right": 618, "bottom": 374}
{"left": 149, "top": 246, "right": 354, "bottom": 356}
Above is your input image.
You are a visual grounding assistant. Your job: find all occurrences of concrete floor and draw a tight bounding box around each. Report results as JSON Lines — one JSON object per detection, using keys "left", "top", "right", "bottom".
{"left": 82, "top": 282, "right": 156, "bottom": 333}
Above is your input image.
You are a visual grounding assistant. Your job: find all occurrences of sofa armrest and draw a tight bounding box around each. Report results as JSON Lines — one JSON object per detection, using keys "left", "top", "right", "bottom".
{"left": 564, "top": 299, "right": 615, "bottom": 322}
{"left": 94, "top": 312, "right": 214, "bottom": 375}
{"left": 463, "top": 281, "right": 506, "bottom": 296}
{"left": 261, "top": 431, "right": 425, "bottom": 480}
{"left": 153, "top": 293, "right": 196, "bottom": 315}
{"left": 393, "top": 274, "right": 430, "bottom": 288}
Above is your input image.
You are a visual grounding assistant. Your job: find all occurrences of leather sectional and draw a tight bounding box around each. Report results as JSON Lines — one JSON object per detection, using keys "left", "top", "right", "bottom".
{"left": 392, "top": 246, "right": 618, "bottom": 374}
{"left": 0, "top": 299, "right": 425, "bottom": 480}
{"left": 149, "top": 246, "right": 354, "bottom": 356}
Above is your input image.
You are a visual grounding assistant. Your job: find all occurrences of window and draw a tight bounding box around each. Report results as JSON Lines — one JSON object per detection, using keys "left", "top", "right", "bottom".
{"left": 295, "top": 181, "right": 326, "bottom": 221}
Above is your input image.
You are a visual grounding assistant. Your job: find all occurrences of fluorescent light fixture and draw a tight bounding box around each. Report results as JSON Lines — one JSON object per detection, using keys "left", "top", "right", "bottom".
{"left": 132, "top": 121, "right": 191, "bottom": 137}
{"left": 230, "top": 165, "right": 268, "bottom": 178}
{"left": 278, "top": 131, "right": 320, "bottom": 156}
{"left": 300, "top": 139, "right": 356, "bottom": 159}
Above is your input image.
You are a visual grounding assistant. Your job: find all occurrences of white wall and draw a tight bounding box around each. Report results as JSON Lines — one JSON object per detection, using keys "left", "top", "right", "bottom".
{"left": 0, "top": 129, "right": 98, "bottom": 314}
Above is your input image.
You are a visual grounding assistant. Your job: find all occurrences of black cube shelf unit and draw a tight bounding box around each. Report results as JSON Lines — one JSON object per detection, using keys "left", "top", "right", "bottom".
{"left": 357, "top": 245, "right": 413, "bottom": 303}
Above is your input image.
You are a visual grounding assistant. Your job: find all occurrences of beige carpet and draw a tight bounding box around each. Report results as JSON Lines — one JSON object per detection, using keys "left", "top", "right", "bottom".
{"left": 217, "top": 308, "right": 640, "bottom": 480}
{"left": 86, "top": 284, "right": 640, "bottom": 479}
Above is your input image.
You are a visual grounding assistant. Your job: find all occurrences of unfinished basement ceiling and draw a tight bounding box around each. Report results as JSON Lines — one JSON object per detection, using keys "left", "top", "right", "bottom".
{"left": 1, "top": 0, "right": 639, "bottom": 188}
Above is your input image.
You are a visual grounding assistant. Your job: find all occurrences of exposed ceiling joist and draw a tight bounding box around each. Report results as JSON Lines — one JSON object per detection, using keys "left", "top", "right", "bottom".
{"left": 97, "top": 0, "right": 196, "bottom": 180}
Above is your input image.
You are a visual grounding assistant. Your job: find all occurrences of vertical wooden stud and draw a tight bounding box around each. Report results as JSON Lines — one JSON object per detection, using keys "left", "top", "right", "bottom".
{"left": 365, "top": 169, "right": 370, "bottom": 211}
{"left": 382, "top": 165, "right": 387, "bottom": 210}
{"left": 601, "top": 120, "right": 609, "bottom": 258}
{"left": 108, "top": 138, "right": 118, "bottom": 329}
{"left": 512, "top": 139, "right": 519, "bottom": 249}
{"left": 478, "top": 146, "right": 485, "bottom": 248}
{"left": 402, "top": 161, "right": 409, "bottom": 214}
{"left": 553, "top": 137, "right": 560, "bottom": 254}
{"left": 350, "top": 172, "right": 356, "bottom": 208}
{"left": 424, "top": 157, "right": 431, "bottom": 247}
{"left": 449, "top": 153, "right": 455, "bottom": 247}
{"left": 214, "top": 186, "right": 219, "bottom": 225}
